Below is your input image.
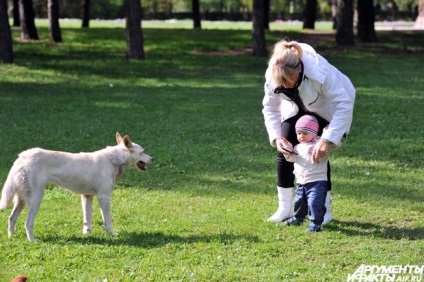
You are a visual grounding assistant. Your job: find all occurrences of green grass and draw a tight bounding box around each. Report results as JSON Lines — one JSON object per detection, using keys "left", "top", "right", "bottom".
{"left": 30, "top": 18, "right": 333, "bottom": 31}
{"left": 0, "top": 21, "right": 423, "bottom": 281}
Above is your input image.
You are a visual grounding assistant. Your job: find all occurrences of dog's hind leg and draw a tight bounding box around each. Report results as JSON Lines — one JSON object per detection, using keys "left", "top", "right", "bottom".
{"left": 81, "top": 194, "right": 93, "bottom": 235}
{"left": 8, "top": 195, "right": 26, "bottom": 238}
{"left": 97, "top": 194, "right": 115, "bottom": 236}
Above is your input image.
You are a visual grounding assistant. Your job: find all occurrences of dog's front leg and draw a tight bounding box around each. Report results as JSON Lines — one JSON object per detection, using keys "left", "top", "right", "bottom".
{"left": 97, "top": 194, "right": 115, "bottom": 236}
{"left": 81, "top": 195, "right": 94, "bottom": 235}
{"left": 25, "top": 191, "right": 44, "bottom": 242}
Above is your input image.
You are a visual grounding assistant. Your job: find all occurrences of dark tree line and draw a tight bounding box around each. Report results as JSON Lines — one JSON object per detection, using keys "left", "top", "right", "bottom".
{"left": 251, "top": 0, "right": 379, "bottom": 55}
{"left": 1, "top": 0, "right": 383, "bottom": 63}
{"left": 0, "top": 0, "right": 144, "bottom": 63}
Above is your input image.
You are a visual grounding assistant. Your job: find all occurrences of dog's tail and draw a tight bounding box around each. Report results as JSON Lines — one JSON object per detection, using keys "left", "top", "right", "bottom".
{"left": 0, "top": 179, "right": 13, "bottom": 209}
{"left": 0, "top": 167, "right": 19, "bottom": 209}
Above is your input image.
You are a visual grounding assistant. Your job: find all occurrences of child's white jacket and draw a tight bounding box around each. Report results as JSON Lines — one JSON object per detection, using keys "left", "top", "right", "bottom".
{"left": 262, "top": 43, "right": 356, "bottom": 146}
{"left": 286, "top": 137, "right": 329, "bottom": 185}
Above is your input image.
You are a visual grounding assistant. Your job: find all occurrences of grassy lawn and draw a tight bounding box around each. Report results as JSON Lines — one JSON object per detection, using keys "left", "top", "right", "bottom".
{"left": 0, "top": 21, "right": 423, "bottom": 281}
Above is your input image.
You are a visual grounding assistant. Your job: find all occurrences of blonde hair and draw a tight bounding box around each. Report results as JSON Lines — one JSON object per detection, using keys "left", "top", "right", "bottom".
{"left": 269, "top": 40, "right": 303, "bottom": 86}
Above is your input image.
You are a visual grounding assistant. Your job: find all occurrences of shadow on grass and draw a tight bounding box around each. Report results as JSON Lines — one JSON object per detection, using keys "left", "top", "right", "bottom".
{"left": 42, "top": 231, "right": 261, "bottom": 247}
{"left": 326, "top": 220, "right": 423, "bottom": 240}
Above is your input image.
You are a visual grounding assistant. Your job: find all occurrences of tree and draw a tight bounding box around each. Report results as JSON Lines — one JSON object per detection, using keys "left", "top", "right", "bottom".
{"left": 303, "top": 0, "right": 317, "bottom": 29}
{"left": 264, "top": 0, "right": 270, "bottom": 30}
{"left": 192, "top": 0, "right": 201, "bottom": 30}
{"left": 82, "top": 0, "right": 90, "bottom": 28}
{"left": 0, "top": 0, "right": 13, "bottom": 63}
{"left": 252, "top": 0, "right": 267, "bottom": 56}
{"left": 331, "top": 0, "right": 337, "bottom": 29}
{"left": 48, "top": 0, "right": 63, "bottom": 42}
{"left": 124, "top": 0, "right": 145, "bottom": 60}
{"left": 357, "top": 0, "right": 377, "bottom": 42}
{"left": 13, "top": 0, "right": 19, "bottom": 27}
{"left": 335, "top": 0, "right": 354, "bottom": 46}
{"left": 19, "top": 0, "right": 39, "bottom": 40}
{"left": 415, "top": 0, "right": 424, "bottom": 28}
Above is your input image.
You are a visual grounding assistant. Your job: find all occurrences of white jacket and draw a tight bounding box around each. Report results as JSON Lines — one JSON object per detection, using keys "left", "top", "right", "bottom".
{"left": 262, "top": 43, "right": 356, "bottom": 146}
{"left": 286, "top": 137, "right": 328, "bottom": 185}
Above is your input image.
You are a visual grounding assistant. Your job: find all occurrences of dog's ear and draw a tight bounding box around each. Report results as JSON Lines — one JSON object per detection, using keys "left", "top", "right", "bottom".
{"left": 123, "top": 135, "right": 133, "bottom": 149}
{"left": 116, "top": 132, "right": 123, "bottom": 144}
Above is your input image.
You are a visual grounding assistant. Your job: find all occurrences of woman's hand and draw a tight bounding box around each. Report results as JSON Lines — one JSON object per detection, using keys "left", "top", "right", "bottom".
{"left": 312, "top": 139, "right": 330, "bottom": 163}
{"left": 275, "top": 137, "right": 293, "bottom": 155}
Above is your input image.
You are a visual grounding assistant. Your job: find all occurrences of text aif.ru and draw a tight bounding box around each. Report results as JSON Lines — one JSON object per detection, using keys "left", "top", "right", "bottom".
{"left": 347, "top": 265, "right": 424, "bottom": 282}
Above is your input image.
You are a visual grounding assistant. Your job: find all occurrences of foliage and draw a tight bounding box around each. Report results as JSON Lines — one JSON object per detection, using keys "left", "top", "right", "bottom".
{"left": 7, "top": 0, "right": 420, "bottom": 20}
{"left": 0, "top": 21, "right": 423, "bottom": 281}
{"left": 375, "top": 0, "right": 417, "bottom": 11}
{"left": 30, "top": 0, "right": 123, "bottom": 19}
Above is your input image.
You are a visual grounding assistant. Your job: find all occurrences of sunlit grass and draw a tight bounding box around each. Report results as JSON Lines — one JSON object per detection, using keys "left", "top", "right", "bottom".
{"left": 0, "top": 21, "right": 423, "bottom": 281}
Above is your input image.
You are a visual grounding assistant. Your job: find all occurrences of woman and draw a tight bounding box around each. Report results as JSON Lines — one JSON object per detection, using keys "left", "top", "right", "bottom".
{"left": 262, "top": 40, "right": 355, "bottom": 223}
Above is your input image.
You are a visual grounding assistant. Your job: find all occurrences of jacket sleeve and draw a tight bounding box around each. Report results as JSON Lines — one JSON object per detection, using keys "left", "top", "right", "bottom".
{"left": 319, "top": 64, "right": 356, "bottom": 145}
{"left": 262, "top": 80, "right": 283, "bottom": 146}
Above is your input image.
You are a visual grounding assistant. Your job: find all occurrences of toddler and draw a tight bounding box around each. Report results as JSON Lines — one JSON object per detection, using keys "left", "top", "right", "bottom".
{"left": 281, "top": 115, "right": 335, "bottom": 232}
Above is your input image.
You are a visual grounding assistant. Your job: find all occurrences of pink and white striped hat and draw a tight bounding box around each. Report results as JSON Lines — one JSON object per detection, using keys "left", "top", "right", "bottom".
{"left": 295, "top": 115, "right": 319, "bottom": 137}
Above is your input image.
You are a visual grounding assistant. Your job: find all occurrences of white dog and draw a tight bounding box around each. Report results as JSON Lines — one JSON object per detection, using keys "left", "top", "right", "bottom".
{"left": 0, "top": 132, "right": 153, "bottom": 242}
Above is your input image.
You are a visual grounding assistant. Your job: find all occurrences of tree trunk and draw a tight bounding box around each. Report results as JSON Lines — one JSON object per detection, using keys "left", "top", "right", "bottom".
{"left": 82, "top": 0, "right": 90, "bottom": 28}
{"left": 264, "top": 0, "right": 270, "bottom": 30}
{"left": 219, "top": 0, "right": 224, "bottom": 20}
{"left": 252, "top": 0, "right": 267, "bottom": 56}
{"left": 19, "top": 0, "right": 39, "bottom": 40}
{"left": 48, "top": 0, "right": 62, "bottom": 42}
{"left": 303, "top": 0, "right": 317, "bottom": 29}
{"left": 332, "top": 0, "right": 337, "bottom": 29}
{"left": 125, "top": 0, "right": 145, "bottom": 60}
{"left": 335, "top": 0, "right": 354, "bottom": 46}
{"left": 357, "top": 0, "right": 377, "bottom": 42}
{"left": 192, "top": 0, "right": 201, "bottom": 30}
{"left": 13, "top": 0, "right": 20, "bottom": 27}
{"left": 415, "top": 0, "right": 424, "bottom": 28}
{"left": 0, "top": 0, "right": 14, "bottom": 63}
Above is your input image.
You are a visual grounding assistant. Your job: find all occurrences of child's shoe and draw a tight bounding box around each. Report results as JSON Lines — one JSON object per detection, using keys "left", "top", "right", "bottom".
{"left": 306, "top": 223, "right": 322, "bottom": 232}
{"left": 285, "top": 217, "right": 303, "bottom": 226}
